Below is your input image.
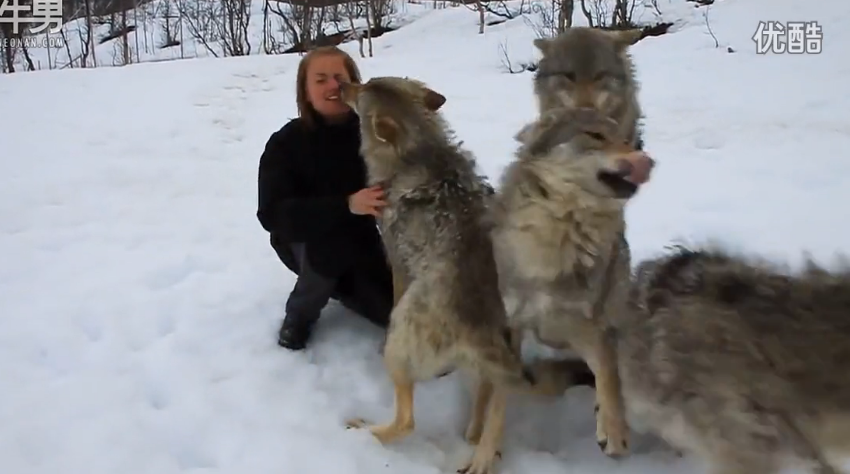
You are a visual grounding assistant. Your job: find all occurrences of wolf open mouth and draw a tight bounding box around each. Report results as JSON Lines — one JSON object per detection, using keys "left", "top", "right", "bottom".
{"left": 597, "top": 170, "right": 638, "bottom": 199}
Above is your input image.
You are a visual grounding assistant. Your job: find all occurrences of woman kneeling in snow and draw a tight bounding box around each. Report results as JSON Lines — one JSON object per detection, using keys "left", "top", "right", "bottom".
{"left": 256, "top": 46, "right": 393, "bottom": 351}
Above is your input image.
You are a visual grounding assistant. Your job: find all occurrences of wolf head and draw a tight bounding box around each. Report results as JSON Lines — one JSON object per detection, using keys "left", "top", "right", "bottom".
{"left": 339, "top": 76, "right": 448, "bottom": 182}
{"left": 532, "top": 27, "right": 644, "bottom": 142}
{"left": 517, "top": 107, "right": 654, "bottom": 201}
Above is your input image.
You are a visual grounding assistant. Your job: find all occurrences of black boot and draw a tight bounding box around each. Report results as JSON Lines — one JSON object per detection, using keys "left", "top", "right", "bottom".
{"left": 277, "top": 243, "right": 339, "bottom": 350}
{"left": 277, "top": 316, "right": 315, "bottom": 350}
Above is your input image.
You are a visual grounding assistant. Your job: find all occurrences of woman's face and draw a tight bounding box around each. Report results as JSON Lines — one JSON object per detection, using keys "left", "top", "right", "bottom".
{"left": 305, "top": 54, "right": 352, "bottom": 119}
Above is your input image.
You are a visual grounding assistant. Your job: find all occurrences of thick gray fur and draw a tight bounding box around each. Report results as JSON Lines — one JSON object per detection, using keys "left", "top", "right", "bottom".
{"left": 620, "top": 243, "right": 850, "bottom": 474}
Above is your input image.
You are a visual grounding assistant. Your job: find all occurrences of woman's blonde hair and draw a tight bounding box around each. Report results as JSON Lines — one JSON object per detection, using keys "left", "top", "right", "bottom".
{"left": 295, "top": 46, "right": 363, "bottom": 128}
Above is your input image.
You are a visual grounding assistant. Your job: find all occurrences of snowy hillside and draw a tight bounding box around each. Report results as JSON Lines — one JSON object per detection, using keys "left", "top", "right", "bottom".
{"left": 2, "top": 0, "right": 849, "bottom": 473}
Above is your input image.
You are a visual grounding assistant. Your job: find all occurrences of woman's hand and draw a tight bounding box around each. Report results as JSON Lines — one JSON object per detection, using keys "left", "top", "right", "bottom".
{"left": 348, "top": 185, "right": 386, "bottom": 217}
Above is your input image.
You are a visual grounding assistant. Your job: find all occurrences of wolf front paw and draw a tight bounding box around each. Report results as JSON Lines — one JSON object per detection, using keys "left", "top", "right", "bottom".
{"left": 457, "top": 450, "right": 501, "bottom": 474}
{"left": 595, "top": 403, "right": 629, "bottom": 458}
{"left": 345, "top": 417, "right": 370, "bottom": 429}
{"left": 344, "top": 416, "right": 413, "bottom": 444}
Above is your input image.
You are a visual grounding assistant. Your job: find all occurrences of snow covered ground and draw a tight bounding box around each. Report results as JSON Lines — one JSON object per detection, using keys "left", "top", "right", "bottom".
{"left": 2, "top": 0, "right": 849, "bottom": 473}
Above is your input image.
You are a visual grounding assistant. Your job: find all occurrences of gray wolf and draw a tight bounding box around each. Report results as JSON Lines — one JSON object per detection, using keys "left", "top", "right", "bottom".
{"left": 618, "top": 243, "right": 850, "bottom": 474}
{"left": 497, "top": 26, "right": 649, "bottom": 457}
{"left": 529, "top": 27, "right": 647, "bottom": 150}
{"left": 486, "top": 106, "right": 655, "bottom": 459}
{"left": 338, "top": 76, "right": 536, "bottom": 474}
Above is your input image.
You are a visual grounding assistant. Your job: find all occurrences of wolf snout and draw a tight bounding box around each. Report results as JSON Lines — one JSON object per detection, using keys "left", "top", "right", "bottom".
{"left": 619, "top": 151, "right": 654, "bottom": 185}
{"left": 338, "top": 81, "right": 356, "bottom": 101}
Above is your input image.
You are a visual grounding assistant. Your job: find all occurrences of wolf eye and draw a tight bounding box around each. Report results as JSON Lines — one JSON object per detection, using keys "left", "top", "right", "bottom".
{"left": 585, "top": 131, "right": 606, "bottom": 141}
{"left": 562, "top": 72, "right": 576, "bottom": 81}
{"left": 593, "top": 72, "right": 608, "bottom": 81}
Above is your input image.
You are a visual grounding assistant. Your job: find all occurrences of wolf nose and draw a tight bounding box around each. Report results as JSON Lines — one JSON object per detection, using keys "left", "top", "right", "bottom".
{"left": 338, "top": 81, "right": 353, "bottom": 94}
{"left": 620, "top": 151, "right": 654, "bottom": 185}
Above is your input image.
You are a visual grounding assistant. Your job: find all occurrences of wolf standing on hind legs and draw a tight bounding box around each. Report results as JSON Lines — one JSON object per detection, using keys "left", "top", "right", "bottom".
{"left": 620, "top": 245, "right": 850, "bottom": 474}
{"left": 490, "top": 104, "right": 654, "bottom": 459}
{"left": 337, "top": 76, "right": 536, "bottom": 474}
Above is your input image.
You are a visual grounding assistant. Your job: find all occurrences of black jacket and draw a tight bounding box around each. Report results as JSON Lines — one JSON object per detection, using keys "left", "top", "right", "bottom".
{"left": 256, "top": 112, "right": 388, "bottom": 278}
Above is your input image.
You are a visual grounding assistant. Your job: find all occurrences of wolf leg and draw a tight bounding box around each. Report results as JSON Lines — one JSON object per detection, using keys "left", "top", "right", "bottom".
{"left": 465, "top": 378, "right": 494, "bottom": 444}
{"left": 459, "top": 384, "right": 508, "bottom": 474}
{"left": 551, "top": 319, "right": 628, "bottom": 458}
{"left": 345, "top": 362, "right": 416, "bottom": 444}
{"left": 590, "top": 328, "right": 629, "bottom": 457}
{"left": 391, "top": 264, "right": 408, "bottom": 306}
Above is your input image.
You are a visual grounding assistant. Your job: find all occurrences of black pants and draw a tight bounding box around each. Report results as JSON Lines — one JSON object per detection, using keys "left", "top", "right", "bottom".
{"left": 274, "top": 240, "right": 393, "bottom": 330}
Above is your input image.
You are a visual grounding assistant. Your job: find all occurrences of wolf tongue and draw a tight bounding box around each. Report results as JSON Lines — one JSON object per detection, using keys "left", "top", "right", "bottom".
{"left": 614, "top": 158, "right": 634, "bottom": 178}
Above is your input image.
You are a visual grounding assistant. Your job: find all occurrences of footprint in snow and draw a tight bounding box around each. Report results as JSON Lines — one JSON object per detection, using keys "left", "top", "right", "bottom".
{"left": 693, "top": 130, "right": 724, "bottom": 151}
{"left": 143, "top": 255, "right": 205, "bottom": 291}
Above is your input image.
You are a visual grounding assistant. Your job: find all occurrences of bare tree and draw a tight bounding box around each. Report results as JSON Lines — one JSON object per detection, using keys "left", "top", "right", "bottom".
{"left": 219, "top": 0, "right": 253, "bottom": 56}
{"left": 611, "top": 0, "right": 637, "bottom": 27}
{"left": 363, "top": 0, "right": 373, "bottom": 56}
{"left": 367, "top": 0, "right": 393, "bottom": 31}
{"left": 579, "top": 0, "right": 637, "bottom": 28}
{"left": 59, "top": 28, "right": 75, "bottom": 67}
{"left": 526, "top": 0, "right": 570, "bottom": 38}
{"left": 75, "top": 16, "right": 93, "bottom": 66}
{"left": 121, "top": 8, "right": 131, "bottom": 64}
{"left": 176, "top": 0, "right": 218, "bottom": 56}
{"left": 480, "top": 0, "right": 531, "bottom": 20}
{"left": 133, "top": 0, "right": 141, "bottom": 62}
{"left": 157, "top": 0, "right": 181, "bottom": 48}
{"left": 79, "top": 0, "right": 98, "bottom": 67}
{"left": 559, "top": 0, "right": 574, "bottom": 30}
{"left": 177, "top": 0, "right": 253, "bottom": 57}
{"left": 268, "top": 0, "right": 328, "bottom": 52}
{"left": 262, "top": 0, "right": 277, "bottom": 53}
{"left": 344, "top": 0, "right": 365, "bottom": 58}
{"left": 0, "top": 23, "right": 17, "bottom": 73}
{"left": 498, "top": 39, "right": 536, "bottom": 73}
{"left": 268, "top": 0, "right": 303, "bottom": 50}
{"left": 474, "top": 0, "right": 484, "bottom": 34}
{"left": 0, "top": 4, "right": 36, "bottom": 73}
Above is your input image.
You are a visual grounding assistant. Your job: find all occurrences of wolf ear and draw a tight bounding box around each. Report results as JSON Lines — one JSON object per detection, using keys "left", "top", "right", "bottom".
{"left": 533, "top": 37, "right": 553, "bottom": 55}
{"left": 610, "top": 28, "right": 645, "bottom": 49}
{"left": 423, "top": 88, "right": 446, "bottom": 111}
{"left": 371, "top": 114, "right": 399, "bottom": 144}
